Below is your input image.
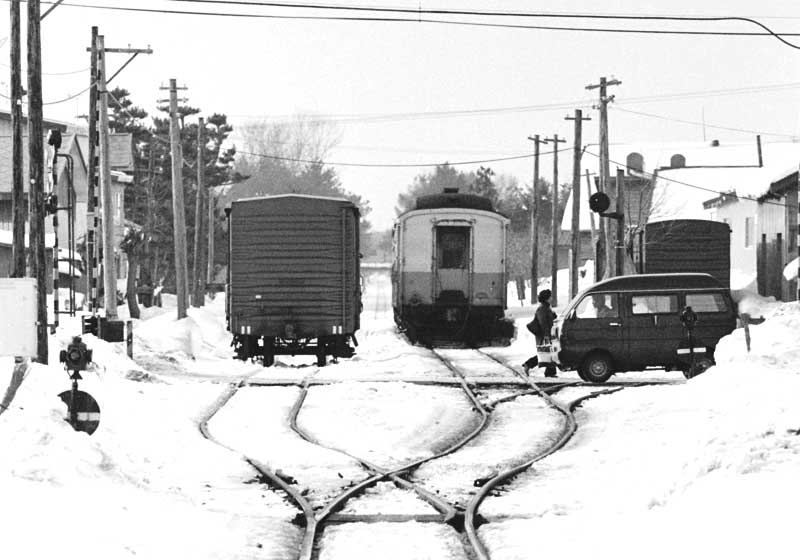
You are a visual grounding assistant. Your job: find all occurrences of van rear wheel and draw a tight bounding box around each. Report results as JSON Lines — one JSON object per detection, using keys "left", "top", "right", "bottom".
{"left": 579, "top": 352, "right": 614, "bottom": 383}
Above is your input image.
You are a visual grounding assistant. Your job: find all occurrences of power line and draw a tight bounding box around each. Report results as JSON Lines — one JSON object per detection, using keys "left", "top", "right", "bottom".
{"left": 163, "top": 2, "right": 800, "bottom": 49}
{"left": 227, "top": 81, "right": 800, "bottom": 125}
{"left": 0, "top": 60, "right": 89, "bottom": 76}
{"left": 613, "top": 106, "right": 799, "bottom": 139}
{"left": 237, "top": 145, "right": 575, "bottom": 168}
{"left": 0, "top": 83, "right": 93, "bottom": 105}
{"left": 18, "top": 2, "right": 800, "bottom": 46}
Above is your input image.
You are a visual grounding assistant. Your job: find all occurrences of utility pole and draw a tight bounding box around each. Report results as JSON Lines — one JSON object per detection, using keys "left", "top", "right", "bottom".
{"left": 586, "top": 76, "right": 621, "bottom": 280}
{"left": 27, "top": 0, "right": 47, "bottom": 363}
{"left": 163, "top": 79, "right": 189, "bottom": 319}
{"left": 89, "top": 35, "right": 152, "bottom": 318}
{"left": 615, "top": 168, "right": 626, "bottom": 277}
{"left": 565, "top": 110, "right": 591, "bottom": 300}
{"left": 192, "top": 117, "right": 206, "bottom": 307}
{"left": 584, "top": 170, "right": 597, "bottom": 255}
{"left": 526, "top": 134, "right": 541, "bottom": 303}
{"left": 97, "top": 34, "right": 118, "bottom": 320}
{"left": 143, "top": 142, "right": 155, "bottom": 290}
{"left": 207, "top": 185, "right": 215, "bottom": 286}
{"left": 543, "top": 134, "right": 566, "bottom": 307}
{"left": 86, "top": 27, "right": 99, "bottom": 313}
{"left": 10, "top": 0, "right": 25, "bottom": 278}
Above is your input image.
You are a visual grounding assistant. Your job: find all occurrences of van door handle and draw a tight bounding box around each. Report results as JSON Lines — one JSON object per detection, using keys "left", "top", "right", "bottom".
{"left": 609, "top": 322, "right": 621, "bottom": 326}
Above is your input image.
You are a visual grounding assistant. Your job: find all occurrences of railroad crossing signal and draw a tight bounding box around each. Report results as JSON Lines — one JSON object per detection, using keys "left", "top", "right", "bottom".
{"left": 589, "top": 192, "right": 623, "bottom": 220}
{"left": 58, "top": 386, "right": 101, "bottom": 435}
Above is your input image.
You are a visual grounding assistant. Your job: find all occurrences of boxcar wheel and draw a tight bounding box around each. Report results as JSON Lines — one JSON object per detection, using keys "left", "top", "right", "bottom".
{"left": 579, "top": 352, "right": 614, "bottom": 383}
{"left": 263, "top": 338, "right": 275, "bottom": 368}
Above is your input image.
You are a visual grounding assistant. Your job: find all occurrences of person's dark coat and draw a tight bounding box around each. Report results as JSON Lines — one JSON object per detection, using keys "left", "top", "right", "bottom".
{"left": 534, "top": 300, "right": 557, "bottom": 345}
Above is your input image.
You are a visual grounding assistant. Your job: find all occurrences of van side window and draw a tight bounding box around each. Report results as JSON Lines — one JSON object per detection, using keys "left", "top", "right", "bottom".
{"left": 631, "top": 294, "right": 678, "bottom": 314}
{"left": 575, "top": 293, "right": 619, "bottom": 318}
{"left": 686, "top": 293, "right": 728, "bottom": 313}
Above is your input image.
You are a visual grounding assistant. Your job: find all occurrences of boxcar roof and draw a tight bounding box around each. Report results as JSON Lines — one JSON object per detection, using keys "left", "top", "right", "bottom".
{"left": 233, "top": 193, "right": 356, "bottom": 205}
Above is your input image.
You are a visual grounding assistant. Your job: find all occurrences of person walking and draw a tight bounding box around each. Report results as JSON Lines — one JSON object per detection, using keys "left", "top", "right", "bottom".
{"left": 522, "top": 289, "right": 558, "bottom": 377}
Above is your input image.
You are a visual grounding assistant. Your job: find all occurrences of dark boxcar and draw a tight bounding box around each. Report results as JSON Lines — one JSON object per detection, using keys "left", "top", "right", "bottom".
{"left": 226, "top": 194, "right": 361, "bottom": 366}
{"left": 633, "top": 219, "right": 731, "bottom": 287}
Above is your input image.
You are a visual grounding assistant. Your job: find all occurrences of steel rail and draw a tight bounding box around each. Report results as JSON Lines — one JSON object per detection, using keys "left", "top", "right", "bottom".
{"left": 197, "top": 382, "right": 317, "bottom": 557}
{"left": 463, "top": 376, "right": 625, "bottom": 560}
{"left": 283, "top": 352, "right": 502, "bottom": 559}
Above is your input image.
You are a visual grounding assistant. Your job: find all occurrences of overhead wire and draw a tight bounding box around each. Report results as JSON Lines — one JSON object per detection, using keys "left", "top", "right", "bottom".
{"left": 228, "top": 81, "right": 800, "bottom": 125}
{"left": 17, "top": 2, "right": 800, "bottom": 48}
{"left": 237, "top": 145, "right": 575, "bottom": 168}
{"left": 613, "top": 106, "right": 799, "bottom": 139}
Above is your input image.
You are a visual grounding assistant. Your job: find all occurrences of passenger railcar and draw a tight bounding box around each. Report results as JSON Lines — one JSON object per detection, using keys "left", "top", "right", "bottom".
{"left": 392, "top": 189, "right": 514, "bottom": 345}
{"left": 226, "top": 194, "right": 361, "bottom": 366}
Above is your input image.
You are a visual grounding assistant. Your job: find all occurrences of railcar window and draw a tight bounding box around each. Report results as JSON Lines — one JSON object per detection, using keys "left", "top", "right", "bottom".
{"left": 631, "top": 294, "right": 678, "bottom": 314}
{"left": 437, "top": 227, "right": 469, "bottom": 269}
{"left": 686, "top": 293, "right": 728, "bottom": 313}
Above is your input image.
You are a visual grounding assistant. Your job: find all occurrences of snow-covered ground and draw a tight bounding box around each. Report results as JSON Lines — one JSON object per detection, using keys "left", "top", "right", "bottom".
{"left": 1, "top": 270, "right": 798, "bottom": 559}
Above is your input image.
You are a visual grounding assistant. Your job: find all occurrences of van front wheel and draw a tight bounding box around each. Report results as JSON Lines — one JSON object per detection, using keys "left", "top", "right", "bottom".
{"left": 580, "top": 352, "right": 614, "bottom": 383}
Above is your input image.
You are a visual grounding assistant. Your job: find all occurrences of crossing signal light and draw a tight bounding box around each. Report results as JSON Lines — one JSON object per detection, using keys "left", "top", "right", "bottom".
{"left": 589, "top": 192, "right": 610, "bottom": 213}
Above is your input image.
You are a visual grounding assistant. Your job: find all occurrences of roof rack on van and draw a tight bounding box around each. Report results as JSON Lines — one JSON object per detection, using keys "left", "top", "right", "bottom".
{"left": 585, "top": 273, "right": 724, "bottom": 292}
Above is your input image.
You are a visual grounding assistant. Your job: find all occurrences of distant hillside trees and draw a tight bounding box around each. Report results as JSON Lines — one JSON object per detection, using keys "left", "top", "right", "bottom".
{"left": 107, "top": 87, "right": 237, "bottom": 297}
{"left": 229, "top": 116, "right": 372, "bottom": 230}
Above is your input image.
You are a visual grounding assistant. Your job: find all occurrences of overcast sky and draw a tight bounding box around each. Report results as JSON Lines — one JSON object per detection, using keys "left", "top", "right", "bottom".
{"left": 2, "top": 0, "right": 799, "bottom": 230}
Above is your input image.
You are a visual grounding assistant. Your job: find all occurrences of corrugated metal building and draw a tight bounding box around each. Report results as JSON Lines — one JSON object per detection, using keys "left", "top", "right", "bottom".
{"left": 757, "top": 170, "right": 798, "bottom": 301}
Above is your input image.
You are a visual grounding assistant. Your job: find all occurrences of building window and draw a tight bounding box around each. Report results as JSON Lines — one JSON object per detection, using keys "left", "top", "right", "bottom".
{"left": 744, "top": 217, "right": 753, "bottom": 248}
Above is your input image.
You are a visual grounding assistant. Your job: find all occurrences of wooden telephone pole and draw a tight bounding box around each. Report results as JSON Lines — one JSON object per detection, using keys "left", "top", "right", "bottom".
{"left": 526, "top": 134, "right": 542, "bottom": 303}
{"left": 86, "top": 27, "right": 99, "bottom": 313}
{"left": 10, "top": 0, "right": 25, "bottom": 279}
{"left": 163, "top": 79, "right": 189, "bottom": 319}
{"left": 565, "top": 110, "right": 591, "bottom": 300}
{"left": 88, "top": 33, "right": 152, "bottom": 319}
{"left": 27, "top": 0, "right": 47, "bottom": 363}
{"left": 192, "top": 117, "right": 206, "bottom": 307}
{"left": 96, "top": 34, "right": 118, "bottom": 320}
{"left": 586, "top": 76, "right": 621, "bottom": 280}
{"left": 616, "top": 168, "right": 626, "bottom": 276}
{"left": 542, "top": 134, "right": 566, "bottom": 307}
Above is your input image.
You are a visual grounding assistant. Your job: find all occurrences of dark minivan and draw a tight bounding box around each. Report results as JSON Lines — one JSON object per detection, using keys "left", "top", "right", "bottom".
{"left": 555, "top": 273, "right": 737, "bottom": 382}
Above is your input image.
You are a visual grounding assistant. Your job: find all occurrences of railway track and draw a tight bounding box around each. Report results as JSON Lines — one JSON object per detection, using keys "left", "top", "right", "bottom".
{"left": 198, "top": 349, "right": 670, "bottom": 560}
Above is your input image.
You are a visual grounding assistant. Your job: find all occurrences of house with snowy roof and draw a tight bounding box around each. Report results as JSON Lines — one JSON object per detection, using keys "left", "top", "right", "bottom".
{"left": 0, "top": 110, "right": 134, "bottom": 283}
{"left": 755, "top": 167, "right": 798, "bottom": 301}
{"left": 560, "top": 139, "right": 799, "bottom": 298}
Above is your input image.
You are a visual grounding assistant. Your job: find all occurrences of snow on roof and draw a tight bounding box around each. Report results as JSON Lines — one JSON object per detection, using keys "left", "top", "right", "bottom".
{"left": 608, "top": 140, "right": 800, "bottom": 199}
{"left": 564, "top": 140, "right": 800, "bottom": 229}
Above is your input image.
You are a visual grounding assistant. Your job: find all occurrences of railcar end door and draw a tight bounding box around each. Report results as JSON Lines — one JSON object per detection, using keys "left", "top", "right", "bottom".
{"left": 433, "top": 225, "right": 472, "bottom": 303}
